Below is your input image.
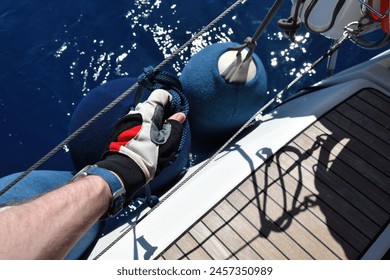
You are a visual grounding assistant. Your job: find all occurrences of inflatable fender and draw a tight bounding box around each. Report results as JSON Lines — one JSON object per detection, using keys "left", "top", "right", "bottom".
{"left": 180, "top": 42, "right": 268, "bottom": 153}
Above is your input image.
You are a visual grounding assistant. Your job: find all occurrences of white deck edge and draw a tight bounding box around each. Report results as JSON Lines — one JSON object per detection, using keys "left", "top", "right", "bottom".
{"left": 89, "top": 51, "right": 390, "bottom": 260}
{"left": 362, "top": 224, "right": 390, "bottom": 260}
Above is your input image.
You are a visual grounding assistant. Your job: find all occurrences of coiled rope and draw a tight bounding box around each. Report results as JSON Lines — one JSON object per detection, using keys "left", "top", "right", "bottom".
{"left": 0, "top": 0, "right": 246, "bottom": 197}
{"left": 92, "top": 20, "right": 351, "bottom": 261}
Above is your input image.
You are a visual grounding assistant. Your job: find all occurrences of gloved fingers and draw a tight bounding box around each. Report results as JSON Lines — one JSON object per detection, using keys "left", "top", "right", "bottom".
{"left": 157, "top": 119, "right": 184, "bottom": 170}
{"left": 143, "top": 88, "right": 172, "bottom": 109}
{"left": 130, "top": 89, "right": 172, "bottom": 120}
{"left": 99, "top": 89, "right": 185, "bottom": 194}
{"left": 150, "top": 111, "right": 186, "bottom": 145}
{"left": 107, "top": 114, "right": 142, "bottom": 153}
{"left": 127, "top": 89, "right": 173, "bottom": 144}
{"left": 106, "top": 90, "right": 174, "bottom": 182}
{"left": 108, "top": 89, "right": 172, "bottom": 146}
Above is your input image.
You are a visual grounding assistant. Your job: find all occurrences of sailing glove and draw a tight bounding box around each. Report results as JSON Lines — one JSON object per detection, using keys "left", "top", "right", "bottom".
{"left": 96, "top": 89, "right": 184, "bottom": 201}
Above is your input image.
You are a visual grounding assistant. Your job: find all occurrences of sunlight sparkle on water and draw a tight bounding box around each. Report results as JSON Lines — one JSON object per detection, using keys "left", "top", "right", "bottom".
{"left": 54, "top": 1, "right": 271, "bottom": 96}
{"left": 52, "top": 1, "right": 316, "bottom": 119}
{"left": 267, "top": 31, "right": 314, "bottom": 77}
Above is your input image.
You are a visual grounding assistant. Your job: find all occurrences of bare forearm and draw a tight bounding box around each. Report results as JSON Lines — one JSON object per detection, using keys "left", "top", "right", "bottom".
{"left": 0, "top": 176, "right": 111, "bottom": 259}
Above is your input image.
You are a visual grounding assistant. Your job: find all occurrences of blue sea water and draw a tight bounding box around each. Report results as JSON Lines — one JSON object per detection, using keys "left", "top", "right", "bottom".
{"left": 0, "top": 0, "right": 386, "bottom": 177}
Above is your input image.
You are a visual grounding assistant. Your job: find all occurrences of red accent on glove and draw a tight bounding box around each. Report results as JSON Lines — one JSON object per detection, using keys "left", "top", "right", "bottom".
{"left": 109, "top": 124, "right": 142, "bottom": 152}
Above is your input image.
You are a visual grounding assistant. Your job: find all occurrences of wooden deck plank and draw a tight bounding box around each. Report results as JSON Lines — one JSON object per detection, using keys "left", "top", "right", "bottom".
{"left": 239, "top": 179, "right": 341, "bottom": 259}
{"left": 213, "top": 200, "right": 285, "bottom": 260}
{"left": 208, "top": 211, "right": 265, "bottom": 260}
{"left": 202, "top": 210, "right": 249, "bottom": 258}
{"left": 368, "top": 88, "right": 390, "bottom": 102}
{"left": 347, "top": 95, "right": 390, "bottom": 129}
{"left": 358, "top": 89, "right": 390, "bottom": 117}
{"left": 227, "top": 255, "right": 238, "bottom": 260}
{"left": 234, "top": 244, "right": 264, "bottom": 260}
{"left": 314, "top": 119, "right": 390, "bottom": 183}
{"left": 325, "top": 110, "right": 390, "bottom": 160}
{"left": 304, "top": 124, "right": 390, "bottom": 194}
{"left": 290, "top": 139, "right": 388, "bottom": 227}
{"left": 160, "top": 90, "right": 390, "bottom": 260}
{"left": 254, "top": 158, "right": 360, "bottom": 258}
{"left": 302, "top": 127, "right": 390, "bottom": 211}
{"left": 175, "top": 234, "right": 212, "bottom": 260}
{"left": 226, "top": 189, "right": 313, "bottom": 259}
{"left": 273, "top": 151, "right": 371, "bottom": 251}
{"left": 161, "top": 244, "right": 186, "bottom": 260}
{"left": 245, "top": 236, "right": 286, "bottom": 260}
{"left": 188, "top": 222, "right": 232, "bottom": 259}
{"left": 336, "top": 103, "right": 390, "bottom": 144}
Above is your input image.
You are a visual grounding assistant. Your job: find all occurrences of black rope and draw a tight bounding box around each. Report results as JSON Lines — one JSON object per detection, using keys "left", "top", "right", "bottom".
{"left": 304, "top": 0, "right": 346, "bottom": 34}
{"left": 278, "top": 0, "right": 304, "bottom": 41}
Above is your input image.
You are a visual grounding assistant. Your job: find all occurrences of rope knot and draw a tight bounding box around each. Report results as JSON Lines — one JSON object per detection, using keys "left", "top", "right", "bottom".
{"left": 138, "top": 66, "right": 157, "bottom": 89}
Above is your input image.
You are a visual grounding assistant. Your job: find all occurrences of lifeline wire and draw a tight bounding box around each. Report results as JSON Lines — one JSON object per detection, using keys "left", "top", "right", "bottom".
{"left": 93, "top": 29, "right": 351, "bottom": 260}
{"left": 0, "top": 0, "right": 246, "bottom": 198}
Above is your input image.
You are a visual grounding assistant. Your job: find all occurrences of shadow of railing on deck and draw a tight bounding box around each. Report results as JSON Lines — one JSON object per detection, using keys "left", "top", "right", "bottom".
{"left": 240, "top": 130, "right": 364, "bottom": 259}
{"left": 175, "top": 130, "right": 368, "bottom": 259}
{"left": 253, "top": 142, "right": 320, "bottom": 238}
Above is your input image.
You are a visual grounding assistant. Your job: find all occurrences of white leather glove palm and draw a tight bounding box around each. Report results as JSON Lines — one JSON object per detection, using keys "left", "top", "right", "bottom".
{"left": 97, "top": 89, "right": 184, "bottom": 201}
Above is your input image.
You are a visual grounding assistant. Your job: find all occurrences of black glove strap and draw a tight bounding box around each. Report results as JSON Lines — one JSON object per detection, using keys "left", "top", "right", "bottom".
{"left": 97, "top": 154, "right": 146, "bottom": 203}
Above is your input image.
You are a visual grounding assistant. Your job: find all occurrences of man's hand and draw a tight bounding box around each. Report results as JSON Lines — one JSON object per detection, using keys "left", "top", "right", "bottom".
{"left": 97, "top": 89, "right": 186, "bottom": 201}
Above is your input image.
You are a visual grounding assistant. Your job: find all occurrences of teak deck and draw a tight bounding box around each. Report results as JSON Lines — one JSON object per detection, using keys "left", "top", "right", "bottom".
{"left": 159, "top": 88, "right": 390, "bottom": 260}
